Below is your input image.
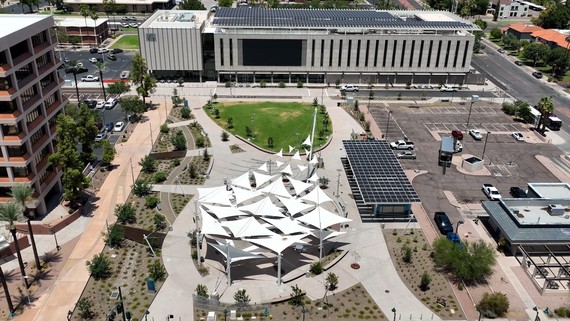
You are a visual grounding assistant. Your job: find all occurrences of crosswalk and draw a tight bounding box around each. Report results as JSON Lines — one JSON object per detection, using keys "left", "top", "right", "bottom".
{"left": 424, "top": 122, "right": 523, "bottom": 133}
{"left": 409, "top": 106, "right": 500, "bottom": 114}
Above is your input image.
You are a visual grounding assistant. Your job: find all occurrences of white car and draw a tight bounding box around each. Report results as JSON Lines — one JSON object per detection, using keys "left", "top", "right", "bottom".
{"left": 98, "top": 48, "right": 109, "bottom": 54}
{"left": 95, "top": 132, "right": 107, "bottom": 141}
{"left": 95, "top": 101, "right": 105, "bottom": 109}
{"left": 114, "top": 121, "right": 125, "bottom": 132}
{"left": 340, "top": 84, "right": 359, "bottom": 92}
{"left": 104, "top": 98, "right": 118, "bottom": 109}
{"left": 512, "top": 132, "right": 525, "bottom": 141}
{"left": 469, "top": 129, "right": 482, "bottom": 141}
{"left": 396, "top": 151, "right": 417, "bottom": 159}
{"left": 81, "top": 75, "right": 99, "bottom": 82}
{"left": 120, "top": 23, "right": 130, "bottom": 28}
{"left": 75, "top": 62, "right": 84, "bottom": 68}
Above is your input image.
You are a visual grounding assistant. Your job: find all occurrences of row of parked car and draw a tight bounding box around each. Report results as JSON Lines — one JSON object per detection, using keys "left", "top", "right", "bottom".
{"left": 482, "top": 184, "right": 528, "bottom": 200}
{"left": 81, "top": 98, "right": 118, "bottom": 110}
{"left": 95, "top": 121, "right": 126, "bottom": 141}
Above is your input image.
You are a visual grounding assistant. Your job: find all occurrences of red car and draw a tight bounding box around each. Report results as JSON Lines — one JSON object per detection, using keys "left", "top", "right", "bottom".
{"left": 451, "top": 130, "right": 463, "bottom": 140}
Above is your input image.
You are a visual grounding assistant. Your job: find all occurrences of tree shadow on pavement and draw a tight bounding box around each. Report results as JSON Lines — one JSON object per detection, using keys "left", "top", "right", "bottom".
{"left": 42, "top": 250, "right": 62, "bottom": 265}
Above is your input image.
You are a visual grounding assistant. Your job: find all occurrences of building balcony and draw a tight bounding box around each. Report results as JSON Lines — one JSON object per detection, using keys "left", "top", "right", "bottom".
{"left": 0, "top": 110, "right": 21, "bottom": 120}
{"left": 41, "top": 82, "right": 58, "bottom": 97}
{"left": 16, "top": 74, "right": 35, "bottom": 90}
{"left": 35, "top": 154, "right": 49, "bottom": 172}
{"left": 0, "top": 177, "right": 9, "bottom": 184}
{"left": 7, "top": 153, "right": 31, "bottom": 163}
{"left": 39, "top": 170, "right": 57, "bottom": 191}
{"left": 33, "top": 42, "right": 51, "bottom": 56}
{"left": 14, "top": 173, "right": 34, "bottom": 183}
{"left": 31, "top": 133, "right": 48, "bottom": 152}
{"left": 37, "top": 61, "right": 55, "bottom": 78}
{"left": 27, "top": 115, "right": 46, "bottom": 133}
{"left": 21, "top": 95, "right": 41, "bottom": 112}
{"left": 11, "top": 52, "right": 33, "bottom": 69}
{"left": 0, "top": 63, "right": 12, "bottom": 74}
{"left": 2, "top": 131, "right": 26, "bottom": 142}
{"left": 0, "top": 88, "right": 17, "bottom": 99}
{"left": 45, "top": 99, "right": 63, "bottom": 117}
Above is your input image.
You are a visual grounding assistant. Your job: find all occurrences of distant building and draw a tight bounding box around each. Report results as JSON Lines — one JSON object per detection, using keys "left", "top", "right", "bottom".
{"left": 489, "top": 0, "right": 529, "bottom": 19}
{"left": 63, "top": 0, "right": 174, "bottom": 13}
{"left": 0, "top": 15, "right": 65, "bottom": 215}
{"left": 531, "top": 29, "right": 570, "bottom": 49}
{"left": 138, "top": 8, "right": 483, "bottom": 85}
{"left": 505, "top": 22, "right": 544, "bottom": 41}
{"left": 54, "top": 17, "right": 109, "bottom": 45}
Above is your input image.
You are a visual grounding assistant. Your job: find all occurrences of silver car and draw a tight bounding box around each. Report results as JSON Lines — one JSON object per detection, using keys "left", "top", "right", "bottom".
{"left": 396, "top": 151, "right": 416, "bottom": 159}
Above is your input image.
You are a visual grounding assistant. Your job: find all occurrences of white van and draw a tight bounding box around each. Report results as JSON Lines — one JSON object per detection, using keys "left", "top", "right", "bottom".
{"left": 440, "top": 85, "right": 458, "bottom": 92}
{"left": 104, "top": 98, "right": 118, "bottom": 109}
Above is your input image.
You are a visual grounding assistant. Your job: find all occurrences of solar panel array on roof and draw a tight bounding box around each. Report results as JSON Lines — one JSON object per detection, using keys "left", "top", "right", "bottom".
{"left": 343, "top": 140, "right": 420, "bottom": 204}
{"left": 213, "top": 7, "right": 473, "bottom": 29}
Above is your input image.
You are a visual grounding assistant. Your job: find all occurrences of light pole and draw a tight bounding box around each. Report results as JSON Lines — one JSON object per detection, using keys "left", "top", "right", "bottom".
{"left": 336, "top": 169, "right": 341, "bottom": 197}
{"left": 385, "top": 110, "right": 392, "bottom": 140}
{"left": 50, "top": 228, "right": 60, "bottom": 251}
{"left": 251, "top": 113, "right": 255, "bottom": 138}
{"left": 229, "top": 74, "right": 232, "bottom": 96}
{"left": 301, "top": 306, "right": 306, "bottom": 321}
{"left": 467, "top": 95, "right": 479, "bottom": 129}
{"left": 533, "top": 307, "right": 540, "bottom": 321}
{"left": 391, "top": 307, "right": 396, "bottom": 321}
{"left": 482, "top": 132, "right": 491, "bottom": 164}
{"left": 296, "top": 132, "right": 300, "bottom": 150}
{"left": 477, "top": 307, "right": 482, "bottom": 321}
{"left": 22, "top": 276, "right": 30, "bottom": 304}
{"left": 455, "top": 220, "right": 464, "bottom": 234}
{"left": 144, "top": 310, "right": 150, "bottom": 321}
{"left": 223, "top": 308, "right": 228, "bottom": 321}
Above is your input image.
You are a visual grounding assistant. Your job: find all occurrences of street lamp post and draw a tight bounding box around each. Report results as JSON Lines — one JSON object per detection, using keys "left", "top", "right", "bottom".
{"left": 391, "top": 308, "right": 397, "bottom": 321}
{"left": 385, "top": 110, "right": 392, "bottom": 140}
{"left": 482, "top": 132, "right": 491, "bottom": 164}
{"left": 22, "top": 276, "right": 30, "bottom": 304}
{"left": 477, "top": 307, "right": 482, "bottom": 321}
{"left": 467, "top": 95, "right": 479, "bottom": 128}
{"left": 51, "top": 228, "right": 60, "bottom": 251}
{"left": 144, "top": 310, "right": 150, "bottom": 321}
{"left": 455, "top": 220, "right": 464, "bottom": 234}
{"left": 301, "top": 306, "right": 306, "bottom": 321}
{"left": 223, "top": 308, "right": 228, "bottom": 321}
{"left": 533, "top": 307, "right": 540, "bottom": 321}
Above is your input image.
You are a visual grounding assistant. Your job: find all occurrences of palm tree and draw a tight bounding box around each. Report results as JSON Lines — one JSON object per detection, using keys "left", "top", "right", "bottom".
{"left": 537, "top": 96, "right": 554, "bottom": 133}
{"left": 0, "top": 202, "right": 29, "bottom": 289}
{"left": 0, "top": 264, "right": 14, "bottom": 316}
{"left": 67, "top": 59, "right": 81, "bottom": 101}
{"left": 10, "top": 184, "right": 41, "bottom": 271}
{"left": 91, "top": 12, "right": 99, "bottom": 46}
{"left": 79, "top": 4, "right": 91, "bottom": 27}
{"left": 95, "top": 62, "right": 107, "bottom": 101}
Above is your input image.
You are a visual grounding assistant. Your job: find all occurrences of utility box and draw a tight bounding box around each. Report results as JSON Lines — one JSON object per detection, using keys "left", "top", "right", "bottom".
{"left": 438, "top": 137, "right": 455, "bottom": 167}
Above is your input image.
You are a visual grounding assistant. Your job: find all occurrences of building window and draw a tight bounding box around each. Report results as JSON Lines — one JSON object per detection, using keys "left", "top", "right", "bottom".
{"left": 0, "top": 168, "right": 7, "bottom": 179}
{"left": 39, "top": 165, "right": 54, "bottom": 185}
{"left": 34, "top": 145, "right": 50, "bottom": 166}
{"left": 453, "top": 40, "right": 460, "bottom": 68}
{"left": 44, "top": 91, "right": 59, "bottom": 109}
{"left": 400, "top": 40, "right": 406, "bottom": 68}
{"left": 311, "top": 39, "right": 315, "bottom": 67}
{"left": 329, "top": 40, "right": 334, "bottom": 67}
{"left": 338, "top": 40, "right": 343, "bottom": 67}
{"left": 365, "top": 40, "right": 370, "bottom": 68}
{"left": 220, "top": 39, "right": 224, "bottom": 66}
{"left": 0, "top": 50, "right": 6, "bottom": 66}
{"left": 13, "top": 164, "right": 32, "bottom": 178}
{"left": 0, "top": 100, "right": 17, "bottom": 113}
{"left": 7, "top": 145, "right": 27, "bottom": 157}
{"left": 20, "top": 84, "right": 38, "bottom": 105}
{"left": 462, "top": 41, "right": 470, "bottom": 68}
{"left": 444, "top": 40, "right": 451, "bottom": 68}
{"left": 435, "top": 41, "right": 442, "bottom": 68}
{"left": 229, "top": 39, "right": 233, "bottom": 66}
{"left": 382, "top": 40, "right": 388, "bottom": 67}
{"left": 40, "top": 73, "right": 55, "bottom": 90}
{"left": 391, "top": 40, "right": 397, "bottom": 68}
{"left": 320, "top": 39, "right": 324, "bottom": 67}
{"left": 48, "top": 112, "right": 60, "bottom": 129}
{"left": 418, "top": 41, "right": 424, "bottom": 67}
{"left": 347, "top": 40, "right": 352, "bottom": 67}
{"left": 10, "top": 40, "right": 29, "bottom": 60}
{"left": 31, "top": 31, "right": 48, "bottom": 47}
{"left": 2, "top": 122, "right": 22, "bottom": 136}
{"left": 15, "top": 62, "right": 34, "bottom": 82}
{"left": 427, "top": 41, "right": 433, "bottom": 67}
{"left": 26, "top": 105, "right": 42, "bottom": 126}
{"left": 409, "top": 40, "right": 415, "bottom": 68}
{"left": 30, "top": 126, "right": 46, "bottom": 146}
{"left": 36, "top": 52, "right": 52, "bottom": 70}
{"left": 0, "top": 77, "right": 13, "bottom": 91}
{"left": 356, "top": 40, "right": 361, "bottom": 67}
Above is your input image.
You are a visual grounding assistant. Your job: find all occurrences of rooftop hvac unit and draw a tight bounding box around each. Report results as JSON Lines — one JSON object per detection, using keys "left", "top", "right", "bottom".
{"left": 548, "top": 204, "right": 565, "bottom": 216}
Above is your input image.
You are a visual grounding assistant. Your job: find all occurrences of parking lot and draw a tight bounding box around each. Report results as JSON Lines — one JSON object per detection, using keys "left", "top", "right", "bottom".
{"left": 57, "top": 50, "right": 135, "bottom": 81}
{"left": 369, "top": 102, "right": 563, "bottom": 223}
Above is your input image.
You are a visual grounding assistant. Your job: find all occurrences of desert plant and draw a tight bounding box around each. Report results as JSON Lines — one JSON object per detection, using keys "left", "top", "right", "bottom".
{"left": 86, "top": 253, "right": 112, "bottom": 280}
{"left": 106, "top": 224, "right": 125, "bottom": 248}
{"left": 188, "top": 164, "right": 197, "bottom": 179}
{"left": 213, "top": 108, "right": 220, "bottom": 118}
{"left": 326, "top": 272, "right": 339, "bottom": 291}
{"left": 221, "top": 131, "right": 229, "bottom": 141}
{"left": 115, "top": 203, "right": 136, "bottom": 224}
{"left": 310, "top": 261, "right": 323, "bottom": 275}
{"left": 153, "top": 213, "right": 167, "bottom": 230}
{"left": 278, "top": 81, "right": 285, "bottom": 88}
{"left": 145, "top": 196, "right": 159, "bottom": 208}
{"left": 170, "top": 131, "right": 187, "bottom": 151}
{"left": 297, "top": 80, "right": 304, "bottom": 88}
{"left": 180, "top": 107, "right": 191, "bottom": 119}
{"left": 226, "top": 117, "right": 234, "bottom": 129}
{"left": 203, "top": 149, "right": 210, "bottom": 161}
{"left": 160, "top": 123, "right": 170, "bottom": 133}
{"left": 260, "top": 80, "right": 266, "bottom": 88}
{"left": 139, "top": 156, "right": 157, "bottom": 174}
{"left": 432, "top": 238, "right": 496, "bottom": 283}
{"left": 420, "top": 272, "right": 431, "bottom": 291}
{"left": 318, "top": 176, "right": 329, "bottom": 188}
{"left": 313, "top": 97, "right": 319, "bottom": 106}
{"left": 153, "top": 172, "right": 167, "bottom": 184}
{"left": 196, "top": 284, "right": 208, "bottom": 297}
{"left": 234, "top": 289, "right": 251, "bottom": 306}
{"left": 289, "top": 284, "right": 304, "bottom": 307}
{"left": 477, "top": 292, "right": 509, "bottom": 318}
{"left": 196, "top": 137, "right": 205, "bottom": 148}
{"left": 354, "top": 99, "right": 359, "bottom": 111}
{"left": 402, "top": 245, "right": 413, "bottom": 263}
{"left": 133, "top": 179, "right": 151, "bottom": 197}
{"left": 77, "top": 297, "right": 95, "bottom": 319}
{"left": 148, "top": 259, "right": 166, "bottom": 281}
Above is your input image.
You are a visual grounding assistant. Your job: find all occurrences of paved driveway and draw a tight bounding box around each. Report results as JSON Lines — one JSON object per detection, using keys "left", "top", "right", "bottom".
{"left": 57, "top": 50, "right": 135, "bottom": 81}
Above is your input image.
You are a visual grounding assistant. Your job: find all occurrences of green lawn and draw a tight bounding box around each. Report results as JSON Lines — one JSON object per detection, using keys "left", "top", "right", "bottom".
{"left": 206, "top": 101, "right": 332, "bottom": 152}
{"left": 110, "top": 35, "right": 139, "bottom": 50}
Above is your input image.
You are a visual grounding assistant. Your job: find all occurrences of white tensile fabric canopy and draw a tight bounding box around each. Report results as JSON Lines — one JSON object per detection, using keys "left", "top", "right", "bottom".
{"left": 259, "top": 179, "right": 291, "bottom": 199}
{"left": 289, "top": 145, "right": 295, "bottom": 153}
{"left": 289, "top": 178, "right": 313, "bottom": 196}
{"left": 297, "top": 206, "right": 351, "bottom": 229}
{"left": 200, "top": 208, "right": 231, "bottom": 237}
{"left": 262, "top": 217, "right": 312, "bottom": 235}
{"left": 276, "top": 160, "right": 284, "bottom": 168}
{"left": 258, "top": 162, "right": 268, "bottom": 172}
{"left": 302, "top": 135, "right": 312, "bottom": 147}
{"left": 311, "top": 230, "right": 346, "bottom": 241}
{"left": 248, "top": 233, "right": 309, "bottom": 254}
{"left": 280, "top": 164, "right": 293, "bottom": 176}
{"left": 301, "top": 186, "right": 332, "bottom": 204}
{"left": 239, "top": 196, "right": 285, "bottom": 217}
{"left": 253, "top": 171, "right": 275, "bottom": 187}
{"left": 309, "top": 156, "right": 318, "bottom": 164}
{"left": 307, "top": 172, "right": 319, "bottom": 183}
{"left": 203, "top": 204, "right": 247, "bottom": 219}
{"left": 221, "top": 217, "right": 279, "bottom": 238}
{"left": 233, "top": 187, "right": 263, "bottom": 205}
{"left": 297, "top": 164, "right": 307, "bottom": 173}
{"left": 231, "top": 172, "right": 252, "bottom": 191}
{"left": 197, "top": 186, "right": 233, "bottom": 206}
{"left": 292, "top": 150, "right": 301, "bottom": 161}
{"left": 208, "top": 242, "right": 263, "bottom": 263}
{"left": 275, "top": 195, "right": 313, "bottom": 215}
{"left": 276, "top": 149, "right": 283, "bottom": 157}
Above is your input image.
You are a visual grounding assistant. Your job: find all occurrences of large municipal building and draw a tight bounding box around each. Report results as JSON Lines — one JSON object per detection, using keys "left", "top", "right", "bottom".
{"left": 139, "top": 8, "right": 481, "bottom": 85}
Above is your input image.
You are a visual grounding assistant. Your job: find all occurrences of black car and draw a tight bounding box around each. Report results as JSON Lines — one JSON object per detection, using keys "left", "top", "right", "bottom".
{"left": 65, "top": 67, "right": 88, "bottom": 74}
{"left": 103, "top": 122, "right": 114, "bottom": 132}
{"left": 89, "top": 48, "right": 98, "bottom": 54}
{"left": 510, "top": 187, "right": 528, "bottom": 198}
{"left": 81, "top": 99, "right": 97, "bottom": 108}
{"left": 111, "top": 48, "right": 123, "bottom": 54}
{"left": 106, "top": 54, "right": 117, "bottom": 61}
{"left": 514, "top": 61, "right": 523, "bottom": 66}
{"left": 434, "top": 212, "right": 453, "bottom": 235}
{"left": 532, "top": 71, "right": 543, "bottom": 79}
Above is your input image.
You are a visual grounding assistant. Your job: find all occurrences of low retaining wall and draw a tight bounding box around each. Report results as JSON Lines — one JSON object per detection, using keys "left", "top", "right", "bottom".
{"left": 15, "top": 206, "right": 83, "bottom": 235}
{"left": 234, "top": 134, "right": 333, "bottom": 157}
{"left": 150, "top": 150, "right": 186, "bottom": 160}
{"left": 0, "top": 235, "right": 30, "bottom": 258}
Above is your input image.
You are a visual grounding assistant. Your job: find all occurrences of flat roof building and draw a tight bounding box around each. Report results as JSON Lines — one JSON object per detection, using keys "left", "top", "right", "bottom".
{"left": 0, "top": 15, "right": 65, "bottom": 215}
{"left": 63, "top": 0, "right": 174, "bottom": 14}
{"left": 54, "top": 17, "right": 109, "bottom": 45}
{"left": 139, "top": 8, "right": 483, "bottom": 85}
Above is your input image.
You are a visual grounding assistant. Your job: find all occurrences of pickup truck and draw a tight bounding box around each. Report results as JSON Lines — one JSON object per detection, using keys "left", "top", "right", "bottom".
{"left": 482, "top": 184, "right": 502, "bottom": 200}
{"left": 390, "top": 140, "right": 415, "bottom": 150}
{"left": 81, "top": 75, "right": 100, "bottom": 82}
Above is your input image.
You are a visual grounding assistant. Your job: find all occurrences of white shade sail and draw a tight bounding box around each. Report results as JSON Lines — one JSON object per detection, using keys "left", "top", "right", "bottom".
{"left": 289, "top": 178, "right": 313, "bottom": 196}
{"left": 221, "top": 217, "right": 279, "bottom": 238}
{"left": 203, "top": 204, "right": 248, "bottom": 219}
{"left": 200, "top": 208, "right": 231, "bottom": 237}
{"left": 297, "top": 206, "right": 351, "bottom": 229}
{"left": 304, "top": 148, "right": 310, "bottom": 156}
{"left": 258, "top": 162, "right": 268, "bottom": 172}
{"left": 259, "top": 179, "right": 291, "bottom": 199}
{"left": 252, "top": 171, "right": 275, "bottom": 187}
{"left": 248, "top": 234, "right": 309, "bottom": 254}
{"left": 197, "top": 186, "right": 233, "bottom": 206}
{"left": 309, "top": 156, "right": 318, "bottom": 164}
{"left": 301, "top": 186, "right": 332, "bottom": 204}
{"left": 297, "top": 164, "right": 307, "bottom": 173}
{"left": 275, "top": 149, "right": 283, "bottom": 157}
{"left": 231, "top": 172, "right": 252, "bottom": 191}
{"left": 275, "top": 195, "right": 314, "bottom": 215}
{"left": 239, "top": 196, "right": 285, "bottom": 217}
{"left": 233, "top": 187, "right": 263, "bottom": 205}
{"left": 302, "top": 135, "right": 312, "bottom": 147}
{"left": 311, "top": 230, "right": 347, "bottom": 241}
{"left": 289, "top": 145, "right": 295, "bottom": 153}
{"left": 280, "top": 164, "right": 293, "bottom": 176}
{"left": 262, "top": 217, "right": 312, "bottom": 235}
{"left": 208, "top": 242, "right": 263, "bottom": 263}
{"left": 307, "top": 172, "right": 319, "bottom": 183}
{"left": 276, "top": 160, "right": 284, "bottom": 168}
{"left": 292, "top": 150, "right": 301, "bottom": 161}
